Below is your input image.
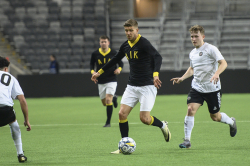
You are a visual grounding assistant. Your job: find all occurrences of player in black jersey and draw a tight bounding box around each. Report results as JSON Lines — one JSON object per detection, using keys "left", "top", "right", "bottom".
{"left": 91, "top": 19, "right": 171, "bottom": 154}
{"left": 90, "top": 35, "right": 124, "bottom": 127}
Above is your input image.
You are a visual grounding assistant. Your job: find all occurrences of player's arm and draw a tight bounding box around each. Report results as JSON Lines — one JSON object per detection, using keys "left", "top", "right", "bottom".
{"left": 144, "top": 40, "right": 163, "bottom": 89}
{"left": 114, "top": 59, "right": 124, "bottom": 75}
{"left": 91, "top": 50, "right": 125, "bottom": 83}
{"left": 90, "top": 53, "right": 96, "bottom": 75}
{"left": 210, "top": 59, "right": 227, "bottom": 84}
{"left": 170, "top": 67, "right": 194, "bottom": 85}
{"left": 17, "top": 95, "right": 31, "bottom": 131}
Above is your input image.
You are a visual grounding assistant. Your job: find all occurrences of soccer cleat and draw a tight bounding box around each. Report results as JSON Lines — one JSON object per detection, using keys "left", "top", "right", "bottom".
{"left": 113, "top": 95, "right": 118, "bottom": 108}
{"left": 179, "top": 138, "right": 191, "bottom": 149}
{"left": 161, "top": 121, "right": 171, "bottom": 142}
{"left": 103, "top": 124, "right": 111, "bottom": 127}
{"left": 110, "top": 149, "right": 121, "bottom": 154}
{"left": 230, "top": 117, "right": 237, "bottom": 137}
{"left": 17, "top": 154, "right": 27, "bottom": 163}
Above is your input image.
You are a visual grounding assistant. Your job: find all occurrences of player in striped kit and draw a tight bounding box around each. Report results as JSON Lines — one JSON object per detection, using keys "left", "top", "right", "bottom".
{"left": 0, "top": 57, "right": 31, "bottom": 162}
{"left": 171, "top": 25, "right": 237, "bottom": 149}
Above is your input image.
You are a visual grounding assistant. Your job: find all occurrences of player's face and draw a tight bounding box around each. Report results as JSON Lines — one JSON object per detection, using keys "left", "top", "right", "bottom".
{"left": 124, "top": 26, "right": 139, "bottom": 42}
{"left": 190, "top": 31, "right": 205, "bottom": 48}
{"left": 99, "top": 39, "right": 110, "bottom": 49}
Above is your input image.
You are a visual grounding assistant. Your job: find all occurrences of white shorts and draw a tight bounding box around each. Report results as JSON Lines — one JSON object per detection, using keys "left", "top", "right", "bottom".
{"left": 98, "top": 82, "right": 117, "bottom": 99}
{"left": 121, "top": 85, "right": 157, "bottom": 111}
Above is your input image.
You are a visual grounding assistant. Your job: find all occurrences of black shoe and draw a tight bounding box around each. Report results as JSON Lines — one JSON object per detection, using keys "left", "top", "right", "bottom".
{"left": 230, "top": 117, "right": 237, "bottom": 137}
{"left": 103, "top": 124, "right": 111, "bottom": 127}
{"left": 179, "top": 138, "right": 191, "bottom": 149}
{"left": 113, "top": 95, "right": 118, "bottom": 108}
{"left": 18, "top": 154, "right": 27, "bottom": 163}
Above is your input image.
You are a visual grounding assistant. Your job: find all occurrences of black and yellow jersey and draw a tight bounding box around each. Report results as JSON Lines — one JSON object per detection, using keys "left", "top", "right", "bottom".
{"left": 98, "top": 34, "right": 162, "bottom": 86}
{"left": 90, "top": 48, "right": 124, "bottom": 84}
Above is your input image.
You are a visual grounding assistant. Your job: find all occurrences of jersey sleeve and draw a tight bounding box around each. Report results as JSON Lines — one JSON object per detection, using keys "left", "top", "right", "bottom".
{"left": 11, "top": 77, "right": 24, "bottom": 99}
{"left": 90, "top": 52, "right": 95, "bottom": 74}
{"left": 99, "top": 46, "right": 125, "bottom": 74}
{"left": 144, "top": 40, "right": 162, "bottom": 76}
{"left": 189, "top": 53, "right": 193, "bottom": 68}
{"left": 210, "top": 45, "right": 224, "bottom": 61}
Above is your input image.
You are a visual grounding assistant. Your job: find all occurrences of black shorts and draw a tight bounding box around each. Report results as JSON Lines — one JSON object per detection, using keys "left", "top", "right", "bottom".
{"left": 187, "top": 88, "right": 222, "bottom": 114}
{"left": 0, "top": 106, "right": 16, "bottom": 127}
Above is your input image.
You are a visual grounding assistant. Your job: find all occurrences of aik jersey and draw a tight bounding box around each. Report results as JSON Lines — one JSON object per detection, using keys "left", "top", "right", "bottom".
{"left": 99, "top": 34, "right": 162, "bottom": 86}
{"left": 0, "top": 71, "right": 23, "bottom": 107}
{"left": 90, "top": 48, "right": 124, "bottom": 84}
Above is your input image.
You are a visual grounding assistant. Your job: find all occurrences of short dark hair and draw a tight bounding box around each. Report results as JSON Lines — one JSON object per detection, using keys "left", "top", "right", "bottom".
{"left": 189, "top": 25, "right": 205, "bottom": 35}
{"left": 50, "top": 54, "right": 56, "bottom": 59}
{"left": 99, "top": 35, "right": 110, "bottom": 41}
{"left": 124, "top": 19, "right": 138, "bottom": 28}
{"left": 0, "top": 56, "right": 10, "bottom": 70}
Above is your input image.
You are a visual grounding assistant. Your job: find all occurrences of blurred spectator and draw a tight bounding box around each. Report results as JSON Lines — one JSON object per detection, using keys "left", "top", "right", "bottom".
{"left": 49, "top": 55, "right": 59, "bottom": 74}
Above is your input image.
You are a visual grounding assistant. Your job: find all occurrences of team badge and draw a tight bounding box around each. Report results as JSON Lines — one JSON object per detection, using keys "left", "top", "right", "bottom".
{"left": 199, "top": 52, "right": 203, "bottom": 56}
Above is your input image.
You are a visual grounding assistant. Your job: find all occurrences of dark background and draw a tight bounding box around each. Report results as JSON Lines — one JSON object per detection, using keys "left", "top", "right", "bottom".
{"left": 18, "top": 70, "right": 250, "bottom": 98}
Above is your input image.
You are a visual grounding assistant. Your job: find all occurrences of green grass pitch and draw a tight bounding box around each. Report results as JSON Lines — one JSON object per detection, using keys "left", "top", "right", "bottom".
{"left": 1, "top": 94, "right": 250, "bottom": 166}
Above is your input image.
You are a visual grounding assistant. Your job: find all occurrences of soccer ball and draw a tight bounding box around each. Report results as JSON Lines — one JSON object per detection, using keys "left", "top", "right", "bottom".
{"left": 118, "top": 137, "right": 136, "bottom": 155}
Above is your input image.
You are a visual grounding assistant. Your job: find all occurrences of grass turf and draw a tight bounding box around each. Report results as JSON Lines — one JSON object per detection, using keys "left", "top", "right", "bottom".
{"left": 1, "top": 94, "right": 250, "bottom": 166}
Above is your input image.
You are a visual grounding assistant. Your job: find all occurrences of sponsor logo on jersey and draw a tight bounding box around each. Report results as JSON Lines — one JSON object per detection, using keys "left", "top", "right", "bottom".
{"left": 213, "top": 106, "right": 217, "bottom": 110}
{"left": 187, "top": 96, "right": 191, "bottom": 100}
{"left": 199, "top": 52, "right": 203, "bottom": 56}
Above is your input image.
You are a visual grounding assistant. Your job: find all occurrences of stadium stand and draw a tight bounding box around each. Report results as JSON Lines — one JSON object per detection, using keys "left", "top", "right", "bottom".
{"left": 0, "top": 0, "right": 249, "bottom": 74}
{"left": 0, "top": 0, "right": 107, "bottom": 74}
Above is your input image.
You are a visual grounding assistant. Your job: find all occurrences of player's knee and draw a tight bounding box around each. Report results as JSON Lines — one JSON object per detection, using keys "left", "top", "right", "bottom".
{"left": 210, "top": 115, "right": 220, "bottom": 122}
{"left": 140, "top": 115, "right": 151, "bottom": 125}
{"left": 119, "top": 110, "right": 127, "bottom": 120}
{"left": 187, "top": 106, "right": 194, "bottom": 115}
{"left": 106, "top": 99, "right": 112, "bottom": 105}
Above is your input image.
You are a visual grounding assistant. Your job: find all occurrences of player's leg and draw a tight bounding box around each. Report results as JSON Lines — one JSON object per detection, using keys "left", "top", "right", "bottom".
{"left": 104, "top": 94, "right": 113, "bottom": 127}
{"left": 103, "top": 82, "right": 117, "bottom": 127}
{"left": 9, "top": 120, "right": 27, "bottom": 162}
{"left": 205, "top": 91, "right": 237, "bottom": 137}
{"left": 138, "top": 85, "right": 171, "bottom": 142}
{"left": 180, "top": 88, "right": 203, "bottom": 148}
{"left": 111, "top": 85, "right": 138, "bottom": 154}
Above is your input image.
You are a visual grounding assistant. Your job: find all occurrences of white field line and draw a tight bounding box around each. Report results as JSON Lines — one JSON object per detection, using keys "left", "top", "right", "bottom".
{"left": 2, "top": 121, "right": 249, "bottom": 127}
{"left": 27, "top": 120, "right": 250, "bottom": 127}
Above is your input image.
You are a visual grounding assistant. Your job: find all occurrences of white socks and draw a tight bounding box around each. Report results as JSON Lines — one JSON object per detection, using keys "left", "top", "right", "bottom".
{"left": 9, "top": 121, "right": 23, "bottom": 155}
{"left": 184, "top": 116, "right": 194, "bottom": 141}
{"left": 220, "top": 112, "right": 234, "bottom": 126}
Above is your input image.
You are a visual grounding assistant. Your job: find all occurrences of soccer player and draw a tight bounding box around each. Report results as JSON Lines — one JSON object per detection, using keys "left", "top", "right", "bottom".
{"left": 170, "top": 25, "right": 237, "bottom": 149}
{"left": 91, "top": 19, "right": 171, "bottom": 154}
{"left": 90, "top": 35, "right": 124, "bottom": 127}
{"left": 0, "top": 56, "right": 31, "bottom": 162}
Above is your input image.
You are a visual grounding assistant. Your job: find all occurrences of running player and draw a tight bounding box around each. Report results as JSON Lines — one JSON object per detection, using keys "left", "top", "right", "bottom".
{"left": 170, "top": 25, "right": 237, "bottom": 149}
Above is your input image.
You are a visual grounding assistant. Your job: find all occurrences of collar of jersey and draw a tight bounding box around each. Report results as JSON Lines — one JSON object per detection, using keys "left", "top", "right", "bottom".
{"left": 99, "top": 48, "right": 111, "bottom": 56}
{"left": 128, "top": 34, "right": 141, "bottom": 48}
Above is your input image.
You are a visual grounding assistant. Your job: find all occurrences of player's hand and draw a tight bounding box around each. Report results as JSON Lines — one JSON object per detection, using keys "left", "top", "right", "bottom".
{"left": 154, "top": 76, "right": 162, "bottom": 89}
{"left": 24, "top": 121, "right": 31, "bottom": 131}
{"left": 91, "top": 72, "right": 100, "bottom": 84}
{"left": 92, "top": 71, "right": 97, "bottom": 75}
{"left": 114, "top": 68, "right": 121, "bottom": 75}
{"left": 170, "top": 77, "right": 183, "bottom": 85}
{"left": 210, "top": 73, "right": 219, "bottom": 84}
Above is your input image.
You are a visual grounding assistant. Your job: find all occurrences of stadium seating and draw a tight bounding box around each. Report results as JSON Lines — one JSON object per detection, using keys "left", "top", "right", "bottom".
{"left": 0, "top": 0, "right": 107, "bottom": 74}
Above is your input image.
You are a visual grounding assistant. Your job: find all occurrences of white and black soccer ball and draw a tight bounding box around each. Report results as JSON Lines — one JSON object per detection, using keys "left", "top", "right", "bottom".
{"left": 118, "top": 137, "right": 136, "bottom": 155}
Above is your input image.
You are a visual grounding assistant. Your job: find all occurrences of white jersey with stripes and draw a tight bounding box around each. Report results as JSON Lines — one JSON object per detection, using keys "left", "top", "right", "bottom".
{"left": 0, "top": 71, "right": 23, "bottom": 107}
{"left": 189, "top": 42, "right": 224, "bottom": 93}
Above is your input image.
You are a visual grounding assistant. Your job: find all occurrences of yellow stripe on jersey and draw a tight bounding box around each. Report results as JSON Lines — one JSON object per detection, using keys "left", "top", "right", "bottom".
{"left": 119, "top": 119, "right": 128, "bottom": 123}
{"left": 153, "top": 72, "right": 159, "bottom": 77}
{"left": 99, "top": 48, "right": 111, "bottom": 56}
{"left": 106, "top": 103, "right": 113, "bottom": 106}
{"left": 91, "top": 70, "right": 95, "bottom": 74}
{"left": 98, "top": 69, "right": 104, "bottom": 74}
{"left": 150, "top": 116, "right": 154, "bottom": 125}
{"left": 128, "top": 34, "right": 141, "bottom": 48}
{"left": 118, "top": 67, "right": 122, "bottom": 71}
